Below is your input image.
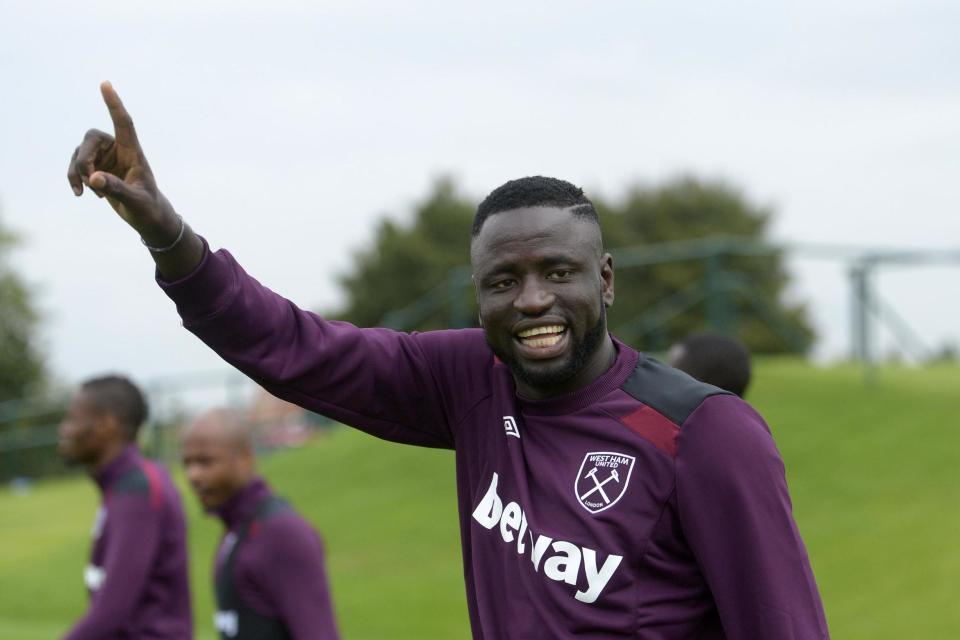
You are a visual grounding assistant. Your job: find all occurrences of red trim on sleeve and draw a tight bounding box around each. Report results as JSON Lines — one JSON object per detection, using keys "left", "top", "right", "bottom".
{"left": 141, "top": 461, "right": 164, "bottom": 510}
{"left": 619, "top": 405, "right": 680, "bottom": 457}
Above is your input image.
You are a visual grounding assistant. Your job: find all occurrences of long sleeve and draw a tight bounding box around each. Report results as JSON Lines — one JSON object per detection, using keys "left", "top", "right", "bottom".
{"left": 675, "top": 394, "right": 829, "bottom": 639}
{"left": 158, "top": 239, "right": 491, "bottom": 450}
{"left": 63, "top": 494, "right": 162, "bottom": 640}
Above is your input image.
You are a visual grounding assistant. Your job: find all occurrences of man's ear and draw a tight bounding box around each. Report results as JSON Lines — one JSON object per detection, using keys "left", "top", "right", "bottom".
{"left": 239, "top": 439, "right": 257, "bottom": 468}
{"left": 472, "top": 273, "right": 484, "bottom": 326}
{"left": 600, "top": 253, "right": 615, "bottom": 308}
{"left": 97, "top": 412, "right": 125, "bottom": 443}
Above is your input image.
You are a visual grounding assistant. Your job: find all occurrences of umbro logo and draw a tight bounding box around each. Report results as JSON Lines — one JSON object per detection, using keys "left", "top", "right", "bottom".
{"left": 503, "top": 416, "right": 520, "bottom": 439}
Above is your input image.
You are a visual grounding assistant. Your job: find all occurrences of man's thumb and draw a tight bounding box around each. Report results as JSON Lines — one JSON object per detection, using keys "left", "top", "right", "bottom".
{"left": 90, "top": 172, "right": 138, "bottom": 203}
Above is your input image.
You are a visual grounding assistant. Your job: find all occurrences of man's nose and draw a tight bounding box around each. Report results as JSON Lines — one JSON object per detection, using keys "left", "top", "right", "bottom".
{"left": 184, "top": 464, "right": 201, "bottom": 485}
{"left": 513, "top": 277, "right": 555, "bottom": 315}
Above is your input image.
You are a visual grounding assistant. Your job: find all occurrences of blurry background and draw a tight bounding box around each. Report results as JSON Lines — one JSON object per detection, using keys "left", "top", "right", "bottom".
{"left": 1, "top": 1, "right": 958, "bottom": 638}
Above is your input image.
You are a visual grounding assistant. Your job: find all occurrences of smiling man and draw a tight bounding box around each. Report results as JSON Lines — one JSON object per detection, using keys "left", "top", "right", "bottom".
{"left": 68, "top": 83, "right": 829, "bottom": 639}
{"left": 58, "top": 375, "right": 192, "bottom": 639}
{"left": 181, "top": 409, "right": 339, "bottom": 640}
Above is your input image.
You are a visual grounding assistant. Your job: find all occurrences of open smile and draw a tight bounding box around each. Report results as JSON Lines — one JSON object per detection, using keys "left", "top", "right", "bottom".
{"left": 514, "top": 324, "right": 569, "bottom": 359}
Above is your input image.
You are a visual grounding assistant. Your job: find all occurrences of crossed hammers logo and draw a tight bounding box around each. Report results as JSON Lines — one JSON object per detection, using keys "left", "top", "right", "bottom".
{"left": 579, "top": 467, "right": 621, "bottom": 504}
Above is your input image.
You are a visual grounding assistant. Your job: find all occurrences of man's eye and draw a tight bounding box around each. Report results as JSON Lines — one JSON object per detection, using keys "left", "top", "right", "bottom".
{"left": 490, "top": 279, "right": 515, "bottom": 290}
{"left": 548, "top": 270, "right": 573, "bottom": 280}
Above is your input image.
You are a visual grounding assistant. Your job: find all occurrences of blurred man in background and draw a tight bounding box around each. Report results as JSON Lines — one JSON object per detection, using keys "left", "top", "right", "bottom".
{"left": 57, "top": 374, "right": 192, "bottom": 639}
{"left": 667, "top": 333, "right": 752, "bottom": 398}
{"left": 181, "top": 408, "right": 339, "bottom": 639}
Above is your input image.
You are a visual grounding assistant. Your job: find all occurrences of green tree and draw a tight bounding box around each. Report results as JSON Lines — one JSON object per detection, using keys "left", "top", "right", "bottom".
{"left": 0, "top": 208, "right": 46, "bottom": 402}
{"left": 333, "top": 176, "right": 815, "bottom": 354}
{"left": 602, "top": 176, "right": 815, "bottom": 354}
{"left": 335, "top": 177, "right": 475, "bottom": 330}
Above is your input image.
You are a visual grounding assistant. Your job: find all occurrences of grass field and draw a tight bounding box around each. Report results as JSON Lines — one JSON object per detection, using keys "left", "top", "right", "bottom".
{"left": 1, "top": 359, "right": 958, "bottom": 638}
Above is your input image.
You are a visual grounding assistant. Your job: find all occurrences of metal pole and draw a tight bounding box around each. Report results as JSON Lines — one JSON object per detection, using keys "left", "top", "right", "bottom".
{"left": 849, "top": 262, "right": 876, "bottom": 383}
{"left": 849, "top": 264, "right": 865, "bottom": 361}
{"left": 705, "top": 252, "right": 732, "bottom": 335}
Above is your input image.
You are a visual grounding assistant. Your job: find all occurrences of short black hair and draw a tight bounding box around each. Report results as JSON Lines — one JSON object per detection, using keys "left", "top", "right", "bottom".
{"left": 668, "top": 334, "right": 752, "bottom": 398}
{"left": 81, "top": 375, "right": 149, "bottom": 441}
{"left": 473, "top": 176, "right": 599, "bottom": 236}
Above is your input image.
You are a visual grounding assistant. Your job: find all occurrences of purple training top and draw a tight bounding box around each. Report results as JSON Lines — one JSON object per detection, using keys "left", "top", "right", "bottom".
{"left": 210, "top": 477, "right": 339, "bottom": 639}
{"left": 65, "top": 445, "right": 192, "bottom": 640}
{"left": 159, "top": 239, "right": 829, "bottom": 639}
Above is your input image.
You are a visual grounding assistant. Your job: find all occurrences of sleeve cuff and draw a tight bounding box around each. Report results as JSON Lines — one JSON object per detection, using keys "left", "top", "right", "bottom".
{"left": 156, "top": 235, "right": 239, "bottom": 325}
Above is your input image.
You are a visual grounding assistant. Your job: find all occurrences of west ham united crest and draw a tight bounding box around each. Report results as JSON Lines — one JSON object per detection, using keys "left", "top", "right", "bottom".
{"left": 575, "top": 452, "right": 635, "bottom": 514}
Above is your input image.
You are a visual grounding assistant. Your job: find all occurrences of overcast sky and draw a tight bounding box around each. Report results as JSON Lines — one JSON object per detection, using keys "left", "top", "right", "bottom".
{"left": 1, "top": 0, "right": 958, "bottom": 390}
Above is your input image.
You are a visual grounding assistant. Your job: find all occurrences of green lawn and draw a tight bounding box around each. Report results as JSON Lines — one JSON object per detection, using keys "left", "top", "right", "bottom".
{"left": 748, "top": 361, "right": 960, "bottom": 639}
{"left": 0, "top": 430, "right": 466, "bottom": 639}
{"left": 1, "top": 360, "right": 957, "bottom": 638}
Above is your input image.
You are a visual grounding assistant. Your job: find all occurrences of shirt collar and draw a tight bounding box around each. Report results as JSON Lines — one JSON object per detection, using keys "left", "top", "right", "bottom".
{"left": 516, "top": 336, "right": 639, "bottom": 416}
{"left": 92, "top": 445, "right": 140, "bottom": 493}
{"left": 213, "top": 477, "right": 271, "bottom": 530}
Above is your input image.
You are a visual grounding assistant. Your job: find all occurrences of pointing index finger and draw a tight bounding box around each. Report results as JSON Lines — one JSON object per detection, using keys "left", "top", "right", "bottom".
{"left": 100, "top": 81, "right": 140, "bottom": 150}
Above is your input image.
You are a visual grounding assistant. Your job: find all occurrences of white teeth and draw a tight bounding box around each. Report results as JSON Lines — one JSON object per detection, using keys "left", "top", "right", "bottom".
{"left": 516, "top": 325, "right": 566, "bottom": 338}
{"left": 516, "top": 325, "right": 566, "bottom": 349}
{"left": 522, "top": 335, "right": 562, "bottom": 348}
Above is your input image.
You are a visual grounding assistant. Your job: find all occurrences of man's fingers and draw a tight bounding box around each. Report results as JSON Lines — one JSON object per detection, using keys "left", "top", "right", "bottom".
{"left": 100, "top": 81, "right": 141, "bottom": 150}
{"left": 73, "top": 129, "right": 115, "bottom": 185}
{"left": 68, "top": 148, "right": 82, "bottom": 196}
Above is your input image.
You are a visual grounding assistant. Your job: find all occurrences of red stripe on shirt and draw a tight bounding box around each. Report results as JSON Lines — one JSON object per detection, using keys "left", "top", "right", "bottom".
{"left": 619, "top": 405, "right": 680, "bottom": 457}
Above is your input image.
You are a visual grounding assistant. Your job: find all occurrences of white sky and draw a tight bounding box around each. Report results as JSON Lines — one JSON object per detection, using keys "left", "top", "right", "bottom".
{"left": 1, "top": 0, "right": 958, "bottom": 389}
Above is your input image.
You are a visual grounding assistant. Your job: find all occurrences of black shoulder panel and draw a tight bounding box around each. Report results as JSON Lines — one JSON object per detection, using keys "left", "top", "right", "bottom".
{"left": 620, "top": 355, "right": 732, "bottom": 426}
{"left": 254, "top": 496, "right": 293, "bottom": 522}
{"left": 113, "top": 466, "right": 150, "bottom": 496}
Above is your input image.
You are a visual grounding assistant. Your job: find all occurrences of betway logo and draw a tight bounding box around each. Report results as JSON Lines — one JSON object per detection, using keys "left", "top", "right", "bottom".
{"left": 471, "top": 473, "right": 622, "bottom": 604}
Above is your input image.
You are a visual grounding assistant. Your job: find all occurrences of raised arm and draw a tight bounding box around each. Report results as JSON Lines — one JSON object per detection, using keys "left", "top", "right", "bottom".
{"left": 68, "top": 83, "right": 485, "bottom": 449}
{"left": 67, "top": 81, "right": 203, "bottom": 280}
{"left": 67, "top": 82, "right": 492, "bottom": 447}
{"left": 158, "top": 245, "right": 467, "bottom": 448}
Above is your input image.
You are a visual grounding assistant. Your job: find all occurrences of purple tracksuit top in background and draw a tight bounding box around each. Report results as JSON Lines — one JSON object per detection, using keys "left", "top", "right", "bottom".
{"left": 159, "top": 239, "right": 829, "bottom": 639}
{"left": 65, "top": 446, "right": 192, "bottom": 640}
{"left": 211, "top": 477, "right": 340, "bottom": 639}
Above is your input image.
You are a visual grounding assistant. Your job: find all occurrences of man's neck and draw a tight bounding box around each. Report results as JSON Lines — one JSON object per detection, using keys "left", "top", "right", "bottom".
{"left": 90, "top": 440, "right": 130, "bottom": 475}
{"left": 213, "top": 476, "right": 265, "bottom": 527}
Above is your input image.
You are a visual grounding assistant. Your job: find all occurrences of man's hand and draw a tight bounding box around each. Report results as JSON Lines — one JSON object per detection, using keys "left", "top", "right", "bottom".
{"left": 68, "top": 82, "right": 203, "bottom": 279}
